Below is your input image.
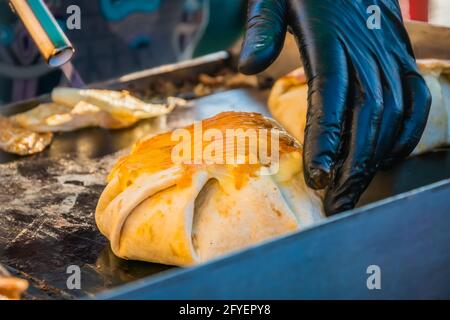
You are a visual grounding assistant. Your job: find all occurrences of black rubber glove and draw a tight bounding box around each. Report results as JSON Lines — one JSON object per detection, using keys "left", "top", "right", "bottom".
{"left": 239, "top": 0, "right": 432, "bottom": 215}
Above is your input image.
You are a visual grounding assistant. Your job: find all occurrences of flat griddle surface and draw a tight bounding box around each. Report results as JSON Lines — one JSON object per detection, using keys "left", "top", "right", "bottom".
{"left": 0, "top": 122, "right": 173, "bottom": 299}
{"left": 0, "top": 87, "right": 449, "bottom": 299}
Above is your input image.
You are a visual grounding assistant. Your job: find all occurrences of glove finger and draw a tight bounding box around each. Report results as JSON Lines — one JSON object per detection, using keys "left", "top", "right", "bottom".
{"left": 302, "top": 41, "right": 349, "bottom": 189}
{"left": 238, "top": 0, "right": 288, "bottom": 75}
{"left": 373, "top": 66, "right": 404, "bottom": 164}
{"left": 324, "top": 58, "right": 384, "bottom": 215}
{"left": 381, "top": 70, "right": 432, "bottom": 168}
{"left": 286, "top": 5, "right": 350, "bottom": 190}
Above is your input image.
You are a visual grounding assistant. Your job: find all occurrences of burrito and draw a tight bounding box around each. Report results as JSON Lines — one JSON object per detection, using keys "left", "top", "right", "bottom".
{"left": 96, "top": 112, "right": 324, "bottom": 266}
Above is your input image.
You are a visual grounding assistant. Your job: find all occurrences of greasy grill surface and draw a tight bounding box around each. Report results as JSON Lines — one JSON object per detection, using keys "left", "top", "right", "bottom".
{"left": 0, "top": 124, "right": 174, "bottom": 299}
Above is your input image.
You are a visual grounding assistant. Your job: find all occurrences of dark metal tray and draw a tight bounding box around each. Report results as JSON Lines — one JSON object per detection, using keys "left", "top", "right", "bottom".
{"left": 0, "top": 49, "right": 449, "bottom": 299}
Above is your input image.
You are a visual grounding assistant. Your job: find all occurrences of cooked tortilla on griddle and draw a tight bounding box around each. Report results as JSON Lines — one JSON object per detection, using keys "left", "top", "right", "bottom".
{"left": 0, "top": 116, "right": 53, "bottom": 156}
{"left": 11, "top": 88, "right": 182, "bottom": 133}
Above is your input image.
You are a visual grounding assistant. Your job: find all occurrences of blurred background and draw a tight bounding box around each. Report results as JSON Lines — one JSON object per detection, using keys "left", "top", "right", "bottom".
{"left": 0, "top": 0, "right": 448, "bottom": 105}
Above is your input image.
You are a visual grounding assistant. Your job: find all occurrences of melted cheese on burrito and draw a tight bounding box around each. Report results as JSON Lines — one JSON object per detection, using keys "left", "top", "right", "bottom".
{"left": 108, "top": 112, "right": 300, "bottom": 191}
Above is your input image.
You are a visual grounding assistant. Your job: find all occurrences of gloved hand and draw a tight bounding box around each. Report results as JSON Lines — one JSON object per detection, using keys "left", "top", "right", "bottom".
{"left": 239, "top": 0, "right": 432, "bottom": 215}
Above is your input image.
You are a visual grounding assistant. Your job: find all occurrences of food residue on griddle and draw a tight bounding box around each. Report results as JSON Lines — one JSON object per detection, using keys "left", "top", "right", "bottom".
{"left": 139, "top": 68, "right": 261, "bottom": 101}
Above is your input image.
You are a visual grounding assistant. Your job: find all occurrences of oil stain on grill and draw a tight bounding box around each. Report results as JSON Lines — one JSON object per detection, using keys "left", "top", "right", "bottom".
{"left": 16, "top": 158, "right": 61, "bottom": 182}
{"left": 0, "top": 151, "right": 148, "bottom": 299}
